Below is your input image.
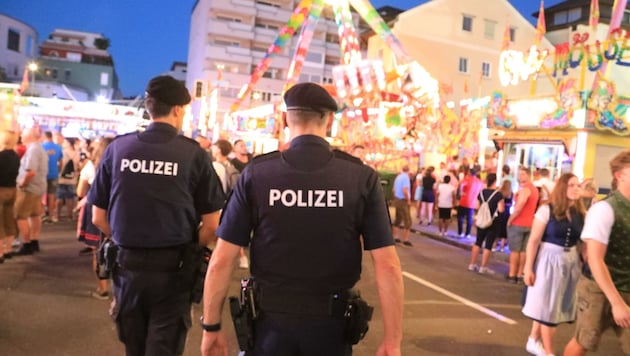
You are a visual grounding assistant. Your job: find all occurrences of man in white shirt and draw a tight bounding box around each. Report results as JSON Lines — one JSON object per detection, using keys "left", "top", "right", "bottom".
{"left": 435, "top": 175, "right": 456, "bottom": 236}
{"left": 533, "top": 168, "right": 555, "bottom": 205}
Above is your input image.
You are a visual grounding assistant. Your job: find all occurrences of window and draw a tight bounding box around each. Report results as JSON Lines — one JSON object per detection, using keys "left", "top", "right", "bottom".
{"left": 323, "top": 77, "right": 334, "bottom": 84}
{"left": 64, "top": 69, "right": 71, "bottom": 81}
{"left": 554, "top": 8, "right": 583, "bottom": 25}
{"left": 217, "top": 15, "right": 241, "bottom": 22}
{"left": 462, "top": 15, "right": 473, "bottom": 32}
{"left": 509, "top": 27, "right": 516, "bottom": 42}
{"left": 568, "top": 8, "right": 582, "bottom": 22}
{"left": 459, "top": 57, "right": 468, "bottom": 73}
{"left": 325, "top": 33, "right": 339, "bottom": 44}
{"left": 305, "top": 52, "right": 323, "bottom": 63}
{"left": 26, "top": 35, "right": 33, "bottom": 56}
{"left": 484, "top": 20, "right": 496, "bottom": 39}
{"left": 51, "top": 68, "right": 58, "bottom": 79}
{"left": 482, "top": 62, "right": 491, "bottom": 78}
{"left": 215, "top": 39, "right": 240, "bottom": 47}
{"left": 311, "top": 75, "right": 321, "bottom": 83}
{"left": 255, "top": 22, "right": 279, "bottom": 31}
{"left": 100, "top": 72, "right": 109, "bottom": 86}
{"left": 7, "top": 29, "right": 20, "bottom": 52}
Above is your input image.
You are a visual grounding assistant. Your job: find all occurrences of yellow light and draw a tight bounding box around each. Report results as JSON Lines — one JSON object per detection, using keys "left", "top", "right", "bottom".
{"left": 28, "top": 62, "right": 38, "bottom": 72}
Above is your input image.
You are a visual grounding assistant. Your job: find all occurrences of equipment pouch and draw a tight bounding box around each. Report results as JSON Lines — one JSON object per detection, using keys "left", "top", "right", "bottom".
{"left": 344, "top": 291, "right": 374, "bottom": 345}
{"left": 96, "top": 238, "right": 117, "bottom": 279}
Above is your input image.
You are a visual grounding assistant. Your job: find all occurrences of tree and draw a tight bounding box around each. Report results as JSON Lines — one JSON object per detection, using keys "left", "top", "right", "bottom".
{"left": 93, "top": 37, "right": 111, "bottom": 50}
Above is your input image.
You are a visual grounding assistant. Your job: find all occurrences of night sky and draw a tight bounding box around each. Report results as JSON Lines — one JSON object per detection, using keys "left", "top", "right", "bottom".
{"left": 2, "top": 0, "right": 564, "bottom": 97}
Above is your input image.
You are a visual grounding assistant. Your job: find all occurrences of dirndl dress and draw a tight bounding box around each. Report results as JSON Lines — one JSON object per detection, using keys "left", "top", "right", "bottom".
{"left": 77, "top": 202, "right": 103, "bottom": 247}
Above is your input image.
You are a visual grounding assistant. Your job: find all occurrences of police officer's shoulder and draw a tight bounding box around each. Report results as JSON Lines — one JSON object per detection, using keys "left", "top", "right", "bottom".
{"left": 176, "top": 134, "right": 201, "bottom": 147}
{"left": 332, "top": 149, "right": 363, "bottom": 165}
{"left": 251, "top": 150, "right": 281, "bottom": 164}
{"left": 111, "top": 131, "right": 137, "bottom": 142}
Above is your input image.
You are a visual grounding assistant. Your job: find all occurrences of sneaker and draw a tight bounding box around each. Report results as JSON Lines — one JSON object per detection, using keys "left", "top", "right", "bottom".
{"left": 402, "top": 241, "right": 413, "bottom": 247}
{"left": 459, "top": 233, "right": 465, "bottom": 238}
{"left": 526, "top": 337, "right": 545, "bottom": 356}
{"left": 90, "top": 290, "right": 110, "bottom": 300}
{"left": 31, "top": 240, "right": 40, "bottom": 252}
{"left": 3, "top": 252, "right": 13, "bottom": 260}
{"left": 466, "top": 234, "right": 473, "bottom": 240}
{"left": 467, "top": 264, "right": 478, "bottom": 272}
{"left": 478, "top": 267, "right": 495, "bottom": 275}
{"left": 239, "top": 256, "right": 249, "bottom": 269}
{"left": 50, "top": 216, "right": 59, "bottom": 223}
{"left": 15, "top": 242, "right": 33, "bottom": 256}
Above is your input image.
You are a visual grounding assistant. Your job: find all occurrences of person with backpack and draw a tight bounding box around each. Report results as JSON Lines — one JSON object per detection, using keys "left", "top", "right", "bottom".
{"left": 55, "top": 138, "right": 79, "bottom": 221}
{"left": 468, "top": 173, "right": 504, "bottom": 273}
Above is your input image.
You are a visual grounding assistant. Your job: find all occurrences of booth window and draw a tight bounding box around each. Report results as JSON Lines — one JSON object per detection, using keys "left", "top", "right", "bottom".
{"left": 7, "top": 29, "right": 20, "bottom": 52}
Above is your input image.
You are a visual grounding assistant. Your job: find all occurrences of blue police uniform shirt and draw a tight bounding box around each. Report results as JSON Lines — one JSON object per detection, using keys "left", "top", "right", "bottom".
{"left": 87, "top": 122, "right": 225, "bottom": 248}
{"left": 217, "top": 135, "right": 394, "bottom": 293}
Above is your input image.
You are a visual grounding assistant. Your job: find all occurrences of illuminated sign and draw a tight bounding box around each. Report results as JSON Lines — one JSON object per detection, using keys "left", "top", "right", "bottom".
{"left": 553, "top": 28, "right": 630, "bottom": 76}
{"left": 499, "top": 46, "right": 549, "bottom": 86}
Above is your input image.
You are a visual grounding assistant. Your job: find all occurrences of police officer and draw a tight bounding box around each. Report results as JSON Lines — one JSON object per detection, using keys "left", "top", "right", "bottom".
{"left": 88, "top": 75, "right": 225, "bottom": 356}
{"left": 200, "top": 82, "right": 404, "bottom": 356}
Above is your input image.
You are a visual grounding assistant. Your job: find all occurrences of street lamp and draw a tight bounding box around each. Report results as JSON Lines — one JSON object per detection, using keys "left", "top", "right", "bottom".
{"left": 28, "top": 62, "right": 38, "bottom": 93}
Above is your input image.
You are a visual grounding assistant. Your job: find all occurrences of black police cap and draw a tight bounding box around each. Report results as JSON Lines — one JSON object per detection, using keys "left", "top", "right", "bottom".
{"left": 145, "top": 75, "right": 191, "bottom": 106}
{"left": 284, "top": 82, "right": 338, "bottom": 114}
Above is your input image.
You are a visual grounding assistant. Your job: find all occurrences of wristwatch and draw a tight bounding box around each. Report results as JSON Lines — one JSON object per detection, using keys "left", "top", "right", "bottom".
{"left": 199, "top": 316, "right": 221, "bottom": 332}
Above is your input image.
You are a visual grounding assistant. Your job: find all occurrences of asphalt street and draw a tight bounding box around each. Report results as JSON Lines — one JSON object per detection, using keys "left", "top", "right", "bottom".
{"left": 0, "top": 220, "right": 622, "bottom": 355}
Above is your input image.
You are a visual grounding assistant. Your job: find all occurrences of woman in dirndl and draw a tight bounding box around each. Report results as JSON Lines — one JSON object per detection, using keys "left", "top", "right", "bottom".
{"left": 76, "top": 137, "right": 113, "bottom": 299}
{"left": 522, "top": 173, "right": 585, "bottom": 356}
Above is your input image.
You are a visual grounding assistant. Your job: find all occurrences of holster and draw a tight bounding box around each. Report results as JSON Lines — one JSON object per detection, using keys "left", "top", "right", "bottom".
{"left": 189, "top": 246, "right": 212, "bottom": 304}
{"left": 229, "top": 278, "right": 257, "bottom": 351}
{"left": 344, "top": 291, "right": 374, "bottom": 345}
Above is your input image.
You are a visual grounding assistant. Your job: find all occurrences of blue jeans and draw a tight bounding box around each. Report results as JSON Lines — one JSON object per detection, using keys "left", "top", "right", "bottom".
{"left": 457, "top": 207, "right": 474, "bottom": 236}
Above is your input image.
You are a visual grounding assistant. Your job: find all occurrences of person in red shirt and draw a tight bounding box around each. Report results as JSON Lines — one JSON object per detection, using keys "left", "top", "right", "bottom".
{"left": 506, "top": 166, "right": 539, "bottom": 283}
{"left": 457, "top": 168, "right": 483, "bottom": 239}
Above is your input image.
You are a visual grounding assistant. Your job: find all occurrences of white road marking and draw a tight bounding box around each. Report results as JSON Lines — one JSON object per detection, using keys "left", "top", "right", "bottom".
{"left": 402, "top": 271, "right": 518, "bottom": 325}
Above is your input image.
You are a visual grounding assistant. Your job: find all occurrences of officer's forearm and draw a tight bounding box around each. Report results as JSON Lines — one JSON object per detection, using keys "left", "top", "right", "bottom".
{"left": 198, "top": 211, "right": 221, "bottom": 246}
{"left": 371, "top": 246, "right": 404, "bottom": 345}
{"left": 203, "top": 239, "right": 240, "bottom": 324}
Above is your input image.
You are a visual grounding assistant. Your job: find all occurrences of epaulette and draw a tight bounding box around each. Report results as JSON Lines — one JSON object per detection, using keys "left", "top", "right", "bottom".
{"left": 177, "top": 134, "right": 199, "bottom": 145}
{"left": 332, "top": 149, "right": 363, "bottom": 165}
{"left": 251, "top": 150, "right": 281, "bottom": 163}
{"left": 110, "top": 131, "right": 137, "bottom": 142}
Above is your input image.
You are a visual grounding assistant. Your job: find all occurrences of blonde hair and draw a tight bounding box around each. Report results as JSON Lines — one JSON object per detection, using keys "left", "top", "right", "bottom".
{"left": 0, "top": 130, "right": 18, "bottom": 150}
{"left": 91, "top": 137, "right": 114, "bottom": 167}
{"left": 610, "top": 149, "right": 630, "bottom": 176}
{"left": 499, "top": 179, "right": 512, "bottom": 198}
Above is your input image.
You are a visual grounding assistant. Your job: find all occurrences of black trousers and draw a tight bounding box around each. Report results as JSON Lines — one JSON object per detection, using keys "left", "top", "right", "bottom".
{"left": 110, "top": 247, "right": 194, "bottom": 356}
{"left": 246, "top": 313, "right": 352, "bottom": 356}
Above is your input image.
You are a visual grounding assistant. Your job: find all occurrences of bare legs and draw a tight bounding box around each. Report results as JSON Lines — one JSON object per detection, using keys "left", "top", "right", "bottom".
{"left": 420, "top": 202, "right": 434, "bottom": 225}
{"left": 563, "top": 337, "right": 587, "bottom": 356}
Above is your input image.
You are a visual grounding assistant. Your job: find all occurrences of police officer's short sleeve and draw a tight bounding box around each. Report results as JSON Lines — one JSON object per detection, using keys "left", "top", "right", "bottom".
{"left": 87, "top": 144, "right": 112, "bottom": 209}
{"left": 192, "top": 148, "right": 225, "bottom": 215}
{"left": 360, "top": 170, "right": 395, "bottom": 250}
{"left": 216, "top": 166, "right": 253, "bottom": 247}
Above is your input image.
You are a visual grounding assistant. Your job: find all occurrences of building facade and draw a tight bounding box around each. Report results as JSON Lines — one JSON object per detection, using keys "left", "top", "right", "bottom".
{"left": 186, "top": 0, "right": 359, "bottom": 127}
{"left": 0, "top": 13, "right": 38, "bottom": 82}
{"left": 163, "top": 61, "right": 187, "bottom": 83}
{"left": 367, "top": 0, "right": 554, "bottom": 111}
{"left": 37, "top": 29, "right": 121, "bottom": 101}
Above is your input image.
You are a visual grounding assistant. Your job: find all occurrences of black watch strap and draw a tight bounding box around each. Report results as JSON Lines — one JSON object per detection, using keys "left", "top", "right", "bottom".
{"left": 199, "top": 316, "right": 221, "bottom": 332}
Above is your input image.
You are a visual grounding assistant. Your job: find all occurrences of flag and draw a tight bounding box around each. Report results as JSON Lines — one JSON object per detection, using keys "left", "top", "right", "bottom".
{"left": 534, "top": 1, "right": 546, "bottom": 46}
{"left": 18, "top": 66, "right": 29, "bottom": 94}
{"left": 590, "top": 0, "right": 600, "bottom": 31}
{"left": 501, "top": 19, "right": 511, "bottom": 51}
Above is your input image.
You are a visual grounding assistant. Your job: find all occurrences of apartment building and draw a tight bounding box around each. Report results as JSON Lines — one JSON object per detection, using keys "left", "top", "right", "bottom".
{"left": 38, "top": 29, "right": 122, "bottom": 101}
{"left": 186, "top": 0, "right": 359, "bottom": 125}
{"left": 366, "top": 0, "right": 555, "bottom": 111}
{"left": 0, "top": 13, "right": 38, "bottom": 82}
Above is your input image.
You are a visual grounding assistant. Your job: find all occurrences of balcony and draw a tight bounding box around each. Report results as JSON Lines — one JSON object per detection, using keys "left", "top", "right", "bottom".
{"left": 255, "top": 3, "right": 292, "bottom": 22}
{"left": 210, "top": 0, "right": 255, "bottom": 16}
{"left": 254, "top": 27, "right": 277, "bottom": 44}
{"left": 250, "top": 49, "right": 291, "bottom": 69}
{"left": 209, "top": 20, "right": 255, "bottom": 40}
{"left": 205, "top": 44, "right": 253, "bottom": 65}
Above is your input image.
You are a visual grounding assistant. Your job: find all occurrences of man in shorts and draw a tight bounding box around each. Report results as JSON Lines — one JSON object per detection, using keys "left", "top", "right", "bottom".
{"left": 15, "top": 128, "right": 48, "bottom": 255}
{"left": 392, "top": 165, "right": 412, "bottom": 246}
{"left": 564, "top": 149, "right": 630, "bottom": 355}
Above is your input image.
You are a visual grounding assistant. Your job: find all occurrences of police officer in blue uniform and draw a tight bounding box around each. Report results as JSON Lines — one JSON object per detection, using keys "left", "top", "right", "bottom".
{"left": 88, "top": 75, "right": 225, "bottom": 356}
{"left": 200, "top": 82, "right": 404, "bottom": 356}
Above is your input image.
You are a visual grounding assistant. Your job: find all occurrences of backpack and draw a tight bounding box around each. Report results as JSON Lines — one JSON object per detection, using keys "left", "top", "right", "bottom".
{"left": 475, "top": 190, "right": 499, "bottom": 228}
{"left": 60, "top": 158, "right": 75, "bottom": 179}
{"left": 223, "top": 161, "right": 241, "bottom": 196}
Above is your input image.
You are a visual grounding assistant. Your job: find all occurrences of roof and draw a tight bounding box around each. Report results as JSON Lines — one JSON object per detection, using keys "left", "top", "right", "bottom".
{"left": 533, "top": 0, "right": 619, "bottom": 17}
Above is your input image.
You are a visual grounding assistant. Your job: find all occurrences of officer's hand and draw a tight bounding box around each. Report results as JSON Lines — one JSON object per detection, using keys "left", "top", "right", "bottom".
{"left": 376, "top": 341, "right": 401, "bottom": 356}
{"left": 612, "top": 302, "right": 630, "bottom": 328}
{"left": 201, "top": 330, "right": 228, "bottom": 356}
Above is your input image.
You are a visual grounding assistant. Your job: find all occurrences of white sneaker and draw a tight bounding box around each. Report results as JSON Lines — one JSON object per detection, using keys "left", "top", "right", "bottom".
{"left": 466, "top": 234, "right": 473, "bottom": 240}
{"left": 459, "top": 233, "right": 465, "bottom": 238}
{"left": 467, "top": 264, "right": 478, "bottom": 272}
{"left": 478, "top": 267, "right": 495, "bottom": 275}
{"left": 239, "top": 256, "right": 249, "bottom": 269}
{"left": 526, "top": 337, "right": 545, "bottom": 356}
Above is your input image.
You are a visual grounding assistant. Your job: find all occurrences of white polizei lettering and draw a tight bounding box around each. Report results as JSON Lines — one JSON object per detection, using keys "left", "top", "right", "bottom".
{"left": 281, "top": 190, "right": 297, "bottom": 206}
{"left": 327, "top": 190, "right": 337, "bottom": 206}
{"left": 120, "top": 159, "right": 130, "bottom": 172}
{"left": 141, "top": 160, "right": 150, "bottom": 173}
{"left": 153, "top": 161, "right": 164, "bottom": 174}
{"left": 314, "top": 190, "right": 326, "bottom": 207}
{"left": 269, "top": 189, "right": 281, "bottom": 206}
{"left": 338, "top": 191, "right": 343, "bottom": 207}
{"left": 129, "top": 159, "right": 141, "bottom": 172}
{"left": 119, "top": 159, "right": 179, "bottom": 176}
{"left": 164, "top": 162, "right": 173, "bottom": 176}
{"left": 308, "top": 190, "right": 313, "bottom": 206}
{"left": 296, "top": 190, "right": 307, "bottom": 207}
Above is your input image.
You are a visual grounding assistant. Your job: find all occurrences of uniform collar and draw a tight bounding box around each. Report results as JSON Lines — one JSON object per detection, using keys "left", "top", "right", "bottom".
{"left": 289, "top": 135, "right": 329, "bottom": 149}
{"left": 146, "top": 121, "right": 178, "bottom": 135}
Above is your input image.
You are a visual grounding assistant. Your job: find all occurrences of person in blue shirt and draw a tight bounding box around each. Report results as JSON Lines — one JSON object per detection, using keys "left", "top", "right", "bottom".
{"left": 41, "top": 131, "right": 62, "bottom": 222}
{"left": 393, "top": 165, "right": 413, "bottom": 246}
{"left": 88, "top": 75, "right": 225, "bottom": 356}
{"left": 200, "top": 82, "right": 403, "bottom": 356}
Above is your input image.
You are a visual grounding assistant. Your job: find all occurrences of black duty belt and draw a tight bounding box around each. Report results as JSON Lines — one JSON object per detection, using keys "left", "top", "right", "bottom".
{"left": 258, "top": 288, "right": 352, "bottom": 318}
{"left": 116, "top": 244, "right": 190, "bottom": 272}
